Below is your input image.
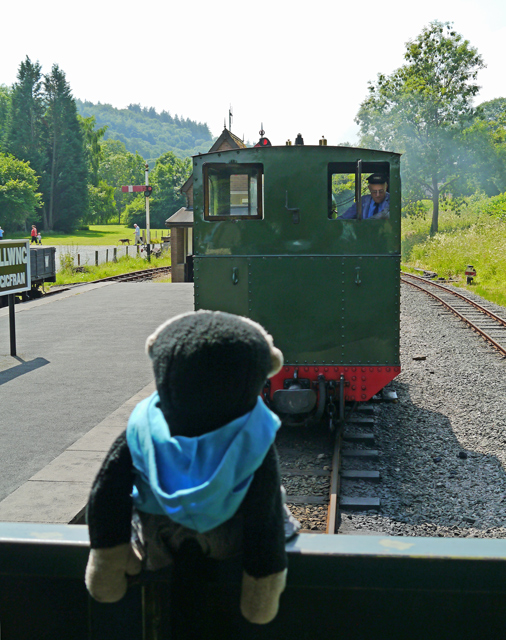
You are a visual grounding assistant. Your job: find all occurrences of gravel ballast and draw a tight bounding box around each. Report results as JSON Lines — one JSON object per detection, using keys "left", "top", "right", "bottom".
{"left": 340, "top": 282, "right": 506, "bottom": 538}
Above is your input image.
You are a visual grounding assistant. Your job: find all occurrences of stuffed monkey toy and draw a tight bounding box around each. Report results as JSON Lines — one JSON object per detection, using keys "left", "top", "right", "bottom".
{"left": 85, "top": 310, "right": 290, "bottom": 624}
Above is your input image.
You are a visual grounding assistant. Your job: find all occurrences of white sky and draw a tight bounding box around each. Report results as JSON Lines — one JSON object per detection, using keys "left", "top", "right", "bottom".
{"left": 1, "top": 0, "right": 505, "bottom": 148}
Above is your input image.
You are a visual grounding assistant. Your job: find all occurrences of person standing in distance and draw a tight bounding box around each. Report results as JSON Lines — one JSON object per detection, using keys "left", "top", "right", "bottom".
{"left": 31, "top": 225, "right": 38, "bottom": 243}
{"left": 134, "top": 223, "right": 141, "bottom": 245}
{"left": 0, "top": 226, "right": 4, "bottom": 239}
{"left": 338, "top": 174, "right": 390, "bottom": 219}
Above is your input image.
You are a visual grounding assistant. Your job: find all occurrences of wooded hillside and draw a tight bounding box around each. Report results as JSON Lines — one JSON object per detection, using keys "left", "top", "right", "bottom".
{"left": 76, "top": 100, "right": 214, "bottom": 162}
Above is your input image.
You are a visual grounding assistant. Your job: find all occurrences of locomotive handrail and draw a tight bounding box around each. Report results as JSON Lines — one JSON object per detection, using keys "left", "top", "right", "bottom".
{"left": 355, "top": 159, "right": 363, "bottom": 220}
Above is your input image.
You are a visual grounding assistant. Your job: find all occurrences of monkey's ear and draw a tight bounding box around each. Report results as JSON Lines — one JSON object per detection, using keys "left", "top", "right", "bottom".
{"left": 238, "top": 316, "right": 283, "bottom": 378}
{"left": 267, "top": 341, "right": 283, "bottom": 377}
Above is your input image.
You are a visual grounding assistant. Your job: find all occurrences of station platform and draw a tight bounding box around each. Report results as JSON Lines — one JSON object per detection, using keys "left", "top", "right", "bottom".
{"left": 0, "top": 282, "right": 194, "bottom": 523}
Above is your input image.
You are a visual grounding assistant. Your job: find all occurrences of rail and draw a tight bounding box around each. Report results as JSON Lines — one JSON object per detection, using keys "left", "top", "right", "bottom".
{"left": 401, "top": 271, "right": 506, "bottom": 357}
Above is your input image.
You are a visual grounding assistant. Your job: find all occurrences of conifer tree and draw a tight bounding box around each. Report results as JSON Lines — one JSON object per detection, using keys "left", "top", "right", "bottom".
{"left": 0, "top": 86, "right": 11, "bottom": 153}
{"left": 43, "top": 64, "right": 88, "bottom": 231}
{"left": 7, "top": 57, "right": 46, "bottom": 221}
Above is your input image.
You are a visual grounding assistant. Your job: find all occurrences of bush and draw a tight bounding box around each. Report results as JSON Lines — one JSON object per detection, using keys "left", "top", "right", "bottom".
{"left": 481, "top": 192, "right": 506, "bottom": 220}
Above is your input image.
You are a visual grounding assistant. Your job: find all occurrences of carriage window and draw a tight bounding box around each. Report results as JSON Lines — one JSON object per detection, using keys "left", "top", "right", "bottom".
{"left": 204, "top": 164, "right": 263, "bottom": 220}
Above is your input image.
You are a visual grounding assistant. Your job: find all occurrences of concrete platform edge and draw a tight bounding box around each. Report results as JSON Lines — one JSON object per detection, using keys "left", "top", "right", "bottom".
{"left": 0, "top": 381, "right": 155, "bottom": 523}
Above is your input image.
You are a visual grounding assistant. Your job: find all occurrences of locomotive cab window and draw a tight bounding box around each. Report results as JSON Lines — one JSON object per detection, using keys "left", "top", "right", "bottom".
{"left": 204, "top": 163, "right": 263, "bottom": 220}
{"left": 328, "top": 162, "right": 390, "bottom": 220}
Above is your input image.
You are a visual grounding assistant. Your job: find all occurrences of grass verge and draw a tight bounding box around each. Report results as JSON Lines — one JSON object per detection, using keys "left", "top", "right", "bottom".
{"left": 402, "top": 205, "right": 506, "bottom": 308}
{"left": 54, "top": 253, "right": 171, "bottom": 285}
{"left": 7, "top": 225, "right": 169, "bottom": 246}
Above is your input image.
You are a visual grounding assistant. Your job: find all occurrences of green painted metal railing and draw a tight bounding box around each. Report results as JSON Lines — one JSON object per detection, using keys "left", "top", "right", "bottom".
{"left": 1, "top": 523, "right": 506, "bottom": 639}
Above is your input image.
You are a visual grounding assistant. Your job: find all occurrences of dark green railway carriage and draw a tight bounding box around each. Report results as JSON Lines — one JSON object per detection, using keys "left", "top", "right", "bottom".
{"left": 193, "top": 143, "right": 401, "bottom": 424}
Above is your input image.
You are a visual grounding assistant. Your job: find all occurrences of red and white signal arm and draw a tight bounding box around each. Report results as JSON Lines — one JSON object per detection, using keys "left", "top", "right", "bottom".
{"left": 122, "top": 185, "right": 146, "bottom": 193}
{"left": 122, "top": 185, "right": 153, "bottom": 197}
{"left": 0, "top": 240, "right": 31, "bottom": 297}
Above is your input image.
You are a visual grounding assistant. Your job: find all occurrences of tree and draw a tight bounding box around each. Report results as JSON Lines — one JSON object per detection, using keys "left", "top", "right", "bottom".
{"left": 43, "top": 64, "right": 88, "bottom": 231}
{"left": 356, "top": 21, "right": 485, "bottom": 234}
{"left": 86, "top": 180, "right": 117, "bottom": 224}
{"left": 147, "top": 151, "right": 191, "bottom": 227}
{"left": 79, "top": 114, "right": 107, "bottom": 187}
{"left": 98, "top": 139, "right": 145, "bottom": 222}
{"left": 459, "top": 113, "right": 506, "bottom": 197}
{"left": 477, "top": 97, "right": 506, "bottom": 126}
{"left": 0, "top": 153, "right": 42, "bottom": 229}
{"left": 7, "top": 57, "right": 47, "bottom": 205}
{"left": 0, "top": 85, "right": 11, "bottom": 153}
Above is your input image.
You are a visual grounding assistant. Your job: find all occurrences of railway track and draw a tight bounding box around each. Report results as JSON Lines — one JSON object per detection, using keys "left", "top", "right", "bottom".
{"left": 46, "top": 266, "right": 172, "bottom": 295}
{"left": 401, "top": 272, "right": 506, "bottom": 357}
{"left": 277, "top": 405, "right": 381, "bottom": 534}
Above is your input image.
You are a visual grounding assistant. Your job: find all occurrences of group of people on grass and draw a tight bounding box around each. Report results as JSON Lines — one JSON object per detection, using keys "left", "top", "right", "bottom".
{"left": 30, "top": 225, "right": 42, "bottom": 244}
{"left": 0, "top": 225, "right": 40, "bottom": 242}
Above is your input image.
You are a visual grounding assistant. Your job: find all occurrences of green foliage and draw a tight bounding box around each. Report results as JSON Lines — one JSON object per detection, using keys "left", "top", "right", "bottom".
{"left": 122, "top": 197, "right": 147, "bottom": 227}
{"left": 0, "top": 153, "right": 42, "bottom": 228}
{"left": 481, "top": 192, "right": 506, "bottom": 220}
{"left": 75, "top": 100, "right": 213, "bottom": 162}
{"left": 0, "top": 85, "right": 11, "bottom": 152}
{"left": 2, "top": 58, "right": 213, "bottom": 233}
{"left": 58, "top": 248, "right": 77, "bottom": 274}
{"left": 7, "top": 58, "right": 47, "bottom": 197}
{"left": 329, "top": 173, "right": 367, "bottom": 217}
{"left": 405, "top": 217, "right": 506, "bottom": 298}
{"left": 402, "top": 200, "right": 428, "bottom": 219}
{"left": 148, "top": 151, "right": 191, "bottom": 227}
{"left": 401, "top": 193, "right": 506, "bottom": 306}
{"left": 44, "top": 64, "right": 89, "bottom": 232}
{"left": 121, "top": 152, "right": 191, "bottom": 227}
{"left": 86, "top": 180, "right": 117, "bottom": 224}
{"left": 5, "top": 224, "right": 168, "bottom": 245}
{"left": 55, "top": 252, "right": 171, "bottom": 285}
{"left": 357, "top": 21, "right": 485, "bottom": 235}
{"left": 79, "top": 114, "right": 107, "bottom": 187}
{"left": 6, "top": 57, "right": 91, "bottom": 233}
{"left": 477, "top": 98, "right": 506, "bottom": 127}
{"left": 439, "top": 195, "right": 468, "bottom": 216}
{"left": 98, "top": 139, "right": 145, "bottom": 222}
{"left": 461, "top": 100, "right": 506, "bottom": 196}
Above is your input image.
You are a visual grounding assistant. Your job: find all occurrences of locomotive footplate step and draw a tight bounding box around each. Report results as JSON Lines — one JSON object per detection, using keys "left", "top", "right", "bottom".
{"left": 342, "top": 449, "right": 379, "bottom": 459}
{"left": 340, "top": 470, "right": 381, "bottom": 482}
{"left": 343, "top": 432, "right": 375, "bottom": 444}
{"left": 340, "top": 496, "right": 381, "bottom": 510}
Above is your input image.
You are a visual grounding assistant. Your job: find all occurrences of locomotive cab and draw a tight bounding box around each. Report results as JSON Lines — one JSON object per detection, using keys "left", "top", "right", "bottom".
{"left": 193, "top": 143, "right": 401, "bottom": 427}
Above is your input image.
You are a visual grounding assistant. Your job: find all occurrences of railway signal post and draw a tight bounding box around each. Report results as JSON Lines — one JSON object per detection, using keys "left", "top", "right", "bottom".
{"left": 121, "top": 163, "right": 153, "bottom": 261}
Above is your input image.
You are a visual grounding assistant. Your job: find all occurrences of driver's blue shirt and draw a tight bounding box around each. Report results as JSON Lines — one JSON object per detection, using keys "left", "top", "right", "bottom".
{"left": 338, "top": 193, "right": 390, "bottom": 219}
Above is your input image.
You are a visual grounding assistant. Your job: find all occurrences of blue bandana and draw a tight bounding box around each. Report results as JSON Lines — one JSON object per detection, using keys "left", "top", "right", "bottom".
{"left": 126, "top": 393, "right": 281, "bottom": 533}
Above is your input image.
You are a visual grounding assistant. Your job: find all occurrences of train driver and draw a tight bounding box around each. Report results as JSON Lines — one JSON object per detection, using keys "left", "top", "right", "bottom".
{"left": 338, "top": 174, "right": 390, "bottom": 219}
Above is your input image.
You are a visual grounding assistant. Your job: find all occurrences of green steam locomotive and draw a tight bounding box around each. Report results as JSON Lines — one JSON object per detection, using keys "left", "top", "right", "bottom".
{"left": 193, "top": 136, "right": 401, "bottom": 426}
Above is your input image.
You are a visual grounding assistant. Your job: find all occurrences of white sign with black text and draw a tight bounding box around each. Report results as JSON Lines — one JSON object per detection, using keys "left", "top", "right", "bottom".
{"left": 0, "top": 240, "right": 31, "bottom": 297}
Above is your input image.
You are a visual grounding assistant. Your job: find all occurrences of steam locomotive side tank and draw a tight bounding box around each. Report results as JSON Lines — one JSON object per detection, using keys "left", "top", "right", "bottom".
{"left": 192, "top": 141, "right": 401, "bottom": 426}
